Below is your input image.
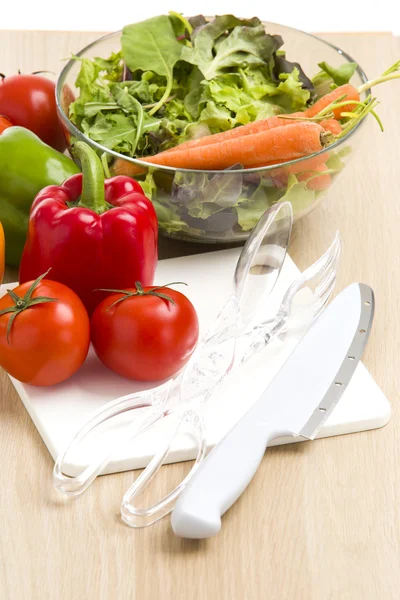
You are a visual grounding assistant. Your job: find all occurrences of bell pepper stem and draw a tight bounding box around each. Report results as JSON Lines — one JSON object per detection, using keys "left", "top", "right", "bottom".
{"left": 71, "top": 142, "right": 107, "bottom": 214}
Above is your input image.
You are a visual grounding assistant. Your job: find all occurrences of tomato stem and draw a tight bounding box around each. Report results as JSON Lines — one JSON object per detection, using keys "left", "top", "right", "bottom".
{"left": 31, "top": 70, "right": 56, "bottom": 76}
{"left": 0, "top": 269, "right": 59, "bottom": 344}
{"left": 95, "top": 281, "right": 187, "bottom": 311}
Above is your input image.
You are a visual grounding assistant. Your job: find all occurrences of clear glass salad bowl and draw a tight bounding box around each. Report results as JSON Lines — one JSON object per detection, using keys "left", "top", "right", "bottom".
{"left": 56, "top": 22, "right": 368, "bottom": 244}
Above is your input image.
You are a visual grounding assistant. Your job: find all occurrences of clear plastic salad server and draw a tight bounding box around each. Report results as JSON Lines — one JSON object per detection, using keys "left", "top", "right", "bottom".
{"left": 53, "top": 202, "right": 293, "bottom": 497}
{"left": 119, "top": 229, "right": 340, "bottom": 528}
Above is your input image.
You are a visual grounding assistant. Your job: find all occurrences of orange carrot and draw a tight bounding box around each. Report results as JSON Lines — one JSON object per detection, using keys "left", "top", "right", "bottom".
{"left": 111, "top": 157, "right": 144, "bottom": 177}
{"left": 162, "top": 112, "right": 305, "bottom": 156}
{"left": 319, "top": 118, "right": 342, "bottom": 135}
{"left": 298, "top": 163, "right": 331, "bottom": 191}
{"left": 306, "top": 84, "right": 360, "bottom": 120}
{"left": 246, "top": 152, "right": 329, "bottom": 172}
{"left": 269, "top": 157, "right": 331, "bottom": 189}
{"left": 154, "top": 110, "right": 338, "bottom": 160}
{"left": 113, "top": 122, "right": 326, "bottom": 173}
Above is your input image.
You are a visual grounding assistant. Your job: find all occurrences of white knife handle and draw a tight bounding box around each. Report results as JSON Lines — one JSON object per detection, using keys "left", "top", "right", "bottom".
{"left": 171, "top": 406, "right": 291, "bottom": 539}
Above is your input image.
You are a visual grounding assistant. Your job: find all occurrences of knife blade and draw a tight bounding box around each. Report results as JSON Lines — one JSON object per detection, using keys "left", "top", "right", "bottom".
{"left": 171, "top": 283, "right": 374, "bottom": 539}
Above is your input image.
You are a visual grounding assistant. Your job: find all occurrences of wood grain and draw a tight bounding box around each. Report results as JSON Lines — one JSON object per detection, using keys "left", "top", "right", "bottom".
{"left": 0, "top": 30, "right": 400, "bottom": 600}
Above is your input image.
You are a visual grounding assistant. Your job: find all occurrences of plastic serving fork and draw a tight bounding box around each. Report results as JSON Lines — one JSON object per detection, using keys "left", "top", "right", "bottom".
{"left": 53, "top": 202, "right": 293, "bottom": 498}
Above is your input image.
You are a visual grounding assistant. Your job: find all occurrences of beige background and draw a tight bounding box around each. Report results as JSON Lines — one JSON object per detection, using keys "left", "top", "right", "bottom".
{"left": 0, "top": 30, "right": 399, "bottom": 600}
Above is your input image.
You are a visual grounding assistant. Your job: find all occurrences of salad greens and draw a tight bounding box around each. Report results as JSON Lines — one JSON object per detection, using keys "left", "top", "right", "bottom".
{"left": 68, "top": 12, "right": 357, "bottom": 240}
{"left": 121, "top": 16, "right": 184, "bottom": 115}
{"left": 69, "top": 13, "right": 317, "bottom": 158}
{"left": 312, "top": 61, "right": 358, "bottom": 97}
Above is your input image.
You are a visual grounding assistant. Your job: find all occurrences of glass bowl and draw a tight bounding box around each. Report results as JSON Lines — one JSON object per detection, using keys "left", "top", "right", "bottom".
{"left": 56, "top": 22, "right": 368, "bottom": 244}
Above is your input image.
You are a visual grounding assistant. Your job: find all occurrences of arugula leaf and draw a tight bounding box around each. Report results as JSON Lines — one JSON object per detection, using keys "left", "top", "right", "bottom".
{"left": 169, "top": 11, "right": 192, "bottom": 39}
{"left": 122, "top": 16, "right": 184, "bottom": 114}
{"left": 84, "top": 113, "right": 137, "bottom": 151}
{"left": 82, "top": 102, "right": 120, "bottom": 118}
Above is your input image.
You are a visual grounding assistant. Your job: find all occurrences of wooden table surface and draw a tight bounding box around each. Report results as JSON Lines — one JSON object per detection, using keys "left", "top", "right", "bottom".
{"left": 1, "top": 30, "right": 400, "bottom": 600}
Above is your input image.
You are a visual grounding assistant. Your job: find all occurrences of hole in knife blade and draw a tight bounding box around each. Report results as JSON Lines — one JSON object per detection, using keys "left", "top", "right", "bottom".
{"left": 319, "top": 407, "right": 327, "bottom": 412}
{"left": 335, "top": 382, "right": 343, "bottom": 386}
{"left": 360, "top": 329, "right": 366, "bottom": 334}
{"left": 348, "top": 355, "right": 355, "bottom": 360}
{"left": 364, "top": 301, "right": 371, "bottom": 306}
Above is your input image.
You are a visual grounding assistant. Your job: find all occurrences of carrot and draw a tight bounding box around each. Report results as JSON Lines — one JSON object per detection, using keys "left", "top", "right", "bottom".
{"left": 111, "top": 157, "right": 144, "bottom": 177}
{"left": 298, "top": 163, "right": 332, "bottom": 191}
{"left": 162, "top": 112, "right": 305, "bottom": 156}
{"left": 163, "top": 111, "right": 339, "bottom": 157}
{"left": 246, "top": 152, "right": 329, "bottom": 172}
{"left": 113, "top": 122, "right": 326, "bottom": 173}
{"left": 319, "top": 118, "right": 342, "bottom": 135}
{"left": 269, "top": 158, "right": 331, "bottom": 189}
{"left": 271, "top": 163, "right": 331, "bottom": 191}
{"left": 306, "top": 84, "right": 360, "bottom": 120}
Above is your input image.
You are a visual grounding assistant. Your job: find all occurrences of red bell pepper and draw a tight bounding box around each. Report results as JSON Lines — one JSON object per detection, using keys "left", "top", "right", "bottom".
{"left": 19, "top": 142, "right": 158, "bottom": 314}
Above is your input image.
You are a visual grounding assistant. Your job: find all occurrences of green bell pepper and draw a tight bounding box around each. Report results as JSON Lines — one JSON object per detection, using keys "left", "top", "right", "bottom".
{"left": 0, "top": 127, "right": 80, "bottom": 267}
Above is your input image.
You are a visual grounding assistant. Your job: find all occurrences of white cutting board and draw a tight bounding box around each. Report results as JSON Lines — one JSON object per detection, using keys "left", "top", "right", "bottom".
{"left": 3, "top": 248, "right": 390, "bottom": 477}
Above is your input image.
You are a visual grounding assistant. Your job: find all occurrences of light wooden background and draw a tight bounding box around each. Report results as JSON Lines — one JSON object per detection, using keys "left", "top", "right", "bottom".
{"left": 0, "top": 30, "right": 399, "bottom": 600}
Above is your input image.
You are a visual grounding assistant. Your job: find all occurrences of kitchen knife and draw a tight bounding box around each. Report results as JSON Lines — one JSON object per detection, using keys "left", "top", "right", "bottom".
{"left": 171, "top": 283, "right": 374, "bottom": 539}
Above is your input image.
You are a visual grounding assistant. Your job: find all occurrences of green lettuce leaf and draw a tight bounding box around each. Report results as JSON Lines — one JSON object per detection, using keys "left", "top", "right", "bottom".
{"left": 188, "top": 15, "right": 208, "bottom": 30}
{"left": 273, "top": 54, "right": 314, "bottom": 91}
{"left": 92, "top": 52, "right": 124, "bottom": 82}
{"left": 152, "top": 200, "right": 194, "bottom": 234}
{"left": 240, "top": 68, "right": 279, "bottom": 100}
{"left": 139, "top": 170, "right": 158, "bottom": 199}
{"left": 182, "top": 15, "right": 281, "bottom": 81}
{"left": 317, "top": 61, "right": 358, "bottom": 86}
{"left": 312, "top": 61, "right": 357, "bottom": 97}
{"left": 199, "top": 101, "right": 235, "bottom": 131}
{"left": 278, "top": 173, "right": 316, "bottom": 213}
{"left": 273, "top": 68, "right": 311, "bottom": 111}
{"left": 236, "top": 179, "right": 279, "bottom": 230}
{"left": 183, "top": 67, "right": 204, "bottom": 118}
{"left": 171, "top": 169, "right": 243, "bottom": 219}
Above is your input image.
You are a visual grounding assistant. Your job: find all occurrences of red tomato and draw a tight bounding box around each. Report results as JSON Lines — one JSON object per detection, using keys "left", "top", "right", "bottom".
{"left": 0, "top": 74, "right": 66, "bottom": 152}
{"left": 0, "top": 278, "right": 90, "bottom": 386}
{"left": 91, "top": 284, "right": 199, "bottom": 382}
{"left": 0, "top": 115, "right": 12, "bottom": 134}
